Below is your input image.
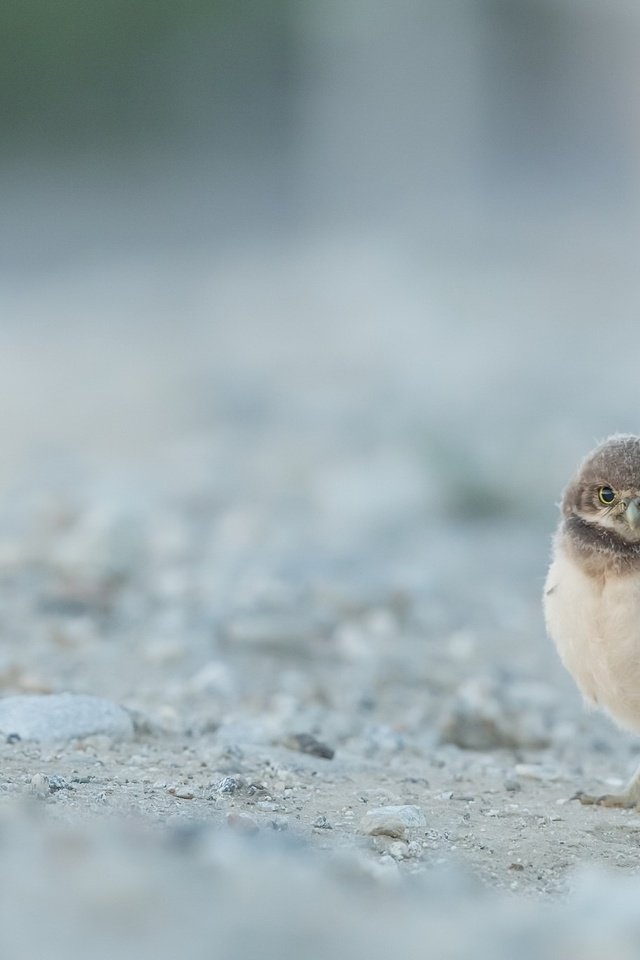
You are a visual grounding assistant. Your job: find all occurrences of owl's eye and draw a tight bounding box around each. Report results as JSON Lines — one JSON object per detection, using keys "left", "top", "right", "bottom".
{"left": 598, "top": 486, "right": 616, "bottom": 505}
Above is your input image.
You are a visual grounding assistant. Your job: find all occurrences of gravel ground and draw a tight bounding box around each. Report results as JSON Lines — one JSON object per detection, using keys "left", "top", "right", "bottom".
{"left": 2, "top": 235, "right": 640, "bottom": 955}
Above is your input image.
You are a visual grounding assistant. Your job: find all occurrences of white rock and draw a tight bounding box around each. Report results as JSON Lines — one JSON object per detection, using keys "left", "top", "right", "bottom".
{"left": 388, "top": 840, "right": 410, "bottom": 859}
{"left": 169, "top": 786, "right": 195, "bottom": 800}
{"left": 0, "top": 694, "right": 134, "bottom": 742}
{"left": 513, "top": 763, "right": 563, "bottom": 782}
{"left": 359, "top": 805, "right": 427, "bottom": 838}
{"left": 29, "top": 773, "right": 50, "bottom": 797}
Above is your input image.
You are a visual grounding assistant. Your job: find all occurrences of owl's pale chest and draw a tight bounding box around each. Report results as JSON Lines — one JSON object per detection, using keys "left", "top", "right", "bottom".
{"left": 544, "top": 539, "right": 640, "bottom": 731}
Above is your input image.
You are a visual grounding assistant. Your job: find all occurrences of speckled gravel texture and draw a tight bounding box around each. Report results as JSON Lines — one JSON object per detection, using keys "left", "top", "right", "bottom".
{"left": 2, "top": 239, "right": 640, "bottom": 956}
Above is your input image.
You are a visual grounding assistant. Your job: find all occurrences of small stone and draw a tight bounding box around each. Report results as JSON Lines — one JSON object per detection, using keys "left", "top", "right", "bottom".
{"left": 216, "top": 776, "right": 246, "bottom": 795}
{"left": 504, "top": 779, "right": 521, "bottom": 793}
{"left": 513, "top": 764, "right": 562, "bottom": 782}
{"left": 227, "top": 813, "right": 259, "bottom": 834}
{"left": 282, "top": 733, "right": 335, "bottom": 760}
{"left": 47, "top": 775, "right": 69, "bottom": 793}
{"left": 169, "top": 786, "right": 195, "bottom": 800}
{"left": 388, "top": 840, "right": 409, "bottom": 859}
{"left": 312, "top": 815, "right": 333, "bottom": 830}
{"left": 5, "top": 733, "right": 20, "bottom": 744}
{"left": 0, "top": 694, "right": 133, "bottom": 742}
{"left": 29, "top": 773, "right": 50, "bottom": 797}
{"left": 360, "top": 805, "right": 426, "bottom": 838}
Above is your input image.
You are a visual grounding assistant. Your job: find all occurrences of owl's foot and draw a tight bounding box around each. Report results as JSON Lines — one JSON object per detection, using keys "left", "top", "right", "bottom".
{"left": 572, "top": 762, "right": 640, "bottom": 810}
{"left": 573, "top": 790, "right": 640, "bottom": 810}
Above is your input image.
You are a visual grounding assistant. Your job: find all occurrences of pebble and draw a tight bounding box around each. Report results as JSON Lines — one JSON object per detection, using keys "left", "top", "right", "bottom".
{"left": 47, "top": 775, "right": 69, "bottom": 793}
{"left": 227, "top": 813, "right": 259, "bottom": 834}
{"left": 504, "top": 779, "right": 522, "bottom": 793}
{"left": 283, "top": 733, "right": 335, "bottom": 760}
{"left": 169, "top": 786, "right": 195, "bottom": 800}
{"left": 0, "top": 694, "right": 134, "bottom": 742}
{"left": 438, "top": 676, "right": 552, "bottom": 750}
{"left": 216, "top": 776, "right": 246, "bottom": 795}
{"left": 29, "top": 772, "right": 72, "bottom": 797}
{"left": 388, "top": 840, "right": 409, "bottom": 859}
{"left": 225, "top": 616, "right": 317, "bottom": 649}
{"left": 29, "top": 773, "right": 50, "bottom": 797}
{"left": 312, "top": 815, "right": 333, "bottom": 830}
{"left": 513, "top": 764, "right": 563, "bottom": 782}
{"left": 359, "top": 805, "right": 427, "bottom": 838}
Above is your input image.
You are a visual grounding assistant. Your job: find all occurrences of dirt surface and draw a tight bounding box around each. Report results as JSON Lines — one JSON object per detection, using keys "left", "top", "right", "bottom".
{"left": 2, "top": 238, "right": 640, "bottom": 954}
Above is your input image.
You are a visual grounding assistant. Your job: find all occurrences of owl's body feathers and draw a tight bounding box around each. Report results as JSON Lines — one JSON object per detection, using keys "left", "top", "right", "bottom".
{"left": 544, "top": 434, "right": 640, "bottom": 807}
{"left": 545, "top": 536, "right": 640, "bottom": 731}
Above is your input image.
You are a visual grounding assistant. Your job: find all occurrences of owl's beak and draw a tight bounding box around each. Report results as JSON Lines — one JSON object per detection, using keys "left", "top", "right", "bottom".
{"left": 625, "top": 498, "right": 640, "bottom": 530}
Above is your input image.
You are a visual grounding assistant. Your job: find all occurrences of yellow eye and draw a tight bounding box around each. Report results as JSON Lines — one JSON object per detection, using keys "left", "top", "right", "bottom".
{"left": 598, "top": 486, "right": 616, "bottom": 505}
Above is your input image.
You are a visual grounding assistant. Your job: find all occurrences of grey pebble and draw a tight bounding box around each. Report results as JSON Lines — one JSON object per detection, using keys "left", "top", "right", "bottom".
{"left": 47, "top": 775, "right": 69, "bottom": 793}
{"left": 216, "top": 776, "right": 246, "bottom": 795}
{"left": 312, "top": 815, "right": 333, "bottom": 830}
{"left": 360, "top": 805, "right": 427, "bottom": 839}
{"left": 0, "top": 694, "right": 133, "bottom": 743}
{"left": 283, "top": 733, "right": 335, "bottom": 760}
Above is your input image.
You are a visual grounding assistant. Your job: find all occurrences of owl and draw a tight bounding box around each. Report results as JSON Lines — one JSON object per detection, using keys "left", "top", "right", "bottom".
{"left": 544, "top": 435, "right": 640, "bottom": 808}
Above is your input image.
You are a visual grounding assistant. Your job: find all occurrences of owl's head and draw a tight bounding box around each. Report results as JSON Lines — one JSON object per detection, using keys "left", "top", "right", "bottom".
{"left": 562, "top": 434, "right": 640, "bottom": 542}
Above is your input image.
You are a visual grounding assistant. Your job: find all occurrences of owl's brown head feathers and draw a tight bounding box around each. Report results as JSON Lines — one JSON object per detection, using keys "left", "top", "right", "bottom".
{"left": 561, "top": 435, "right": 640, "bottom": 568}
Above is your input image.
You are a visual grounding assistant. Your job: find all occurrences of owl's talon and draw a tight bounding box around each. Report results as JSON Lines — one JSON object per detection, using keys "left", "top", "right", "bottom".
{"left": 572, "top": 791, "right": 600, "bottom": 805}
{"left": 572, "top": 790, "right": 638, "bottom": 809}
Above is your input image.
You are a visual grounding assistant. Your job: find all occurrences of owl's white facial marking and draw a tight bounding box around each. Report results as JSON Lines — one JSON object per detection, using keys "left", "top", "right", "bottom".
{"left": 576, "top": 489, "right": 640, "bottom": 543}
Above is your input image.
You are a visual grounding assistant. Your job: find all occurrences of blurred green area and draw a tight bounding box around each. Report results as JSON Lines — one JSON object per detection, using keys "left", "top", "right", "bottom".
{"left": 1, "top": 0, "right": 292, "bottom": 154}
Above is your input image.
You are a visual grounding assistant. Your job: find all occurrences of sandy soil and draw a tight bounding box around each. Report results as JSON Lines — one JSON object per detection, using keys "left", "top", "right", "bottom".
{"left": 2, "top": 237, "right": 640, "bottom": 955}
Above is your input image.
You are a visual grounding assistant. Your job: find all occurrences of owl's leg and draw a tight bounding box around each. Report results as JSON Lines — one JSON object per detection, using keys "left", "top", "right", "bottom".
{"left": 574, "top": 763, "right": 640, "bottom": 810}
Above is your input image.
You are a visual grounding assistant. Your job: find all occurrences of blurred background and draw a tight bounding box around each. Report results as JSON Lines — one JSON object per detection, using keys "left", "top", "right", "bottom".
{"left": 2, "top": 0, "right": 640, "bottom": 575}
{"left": 2, "top": 5, "right": 640, "bottom": 933}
